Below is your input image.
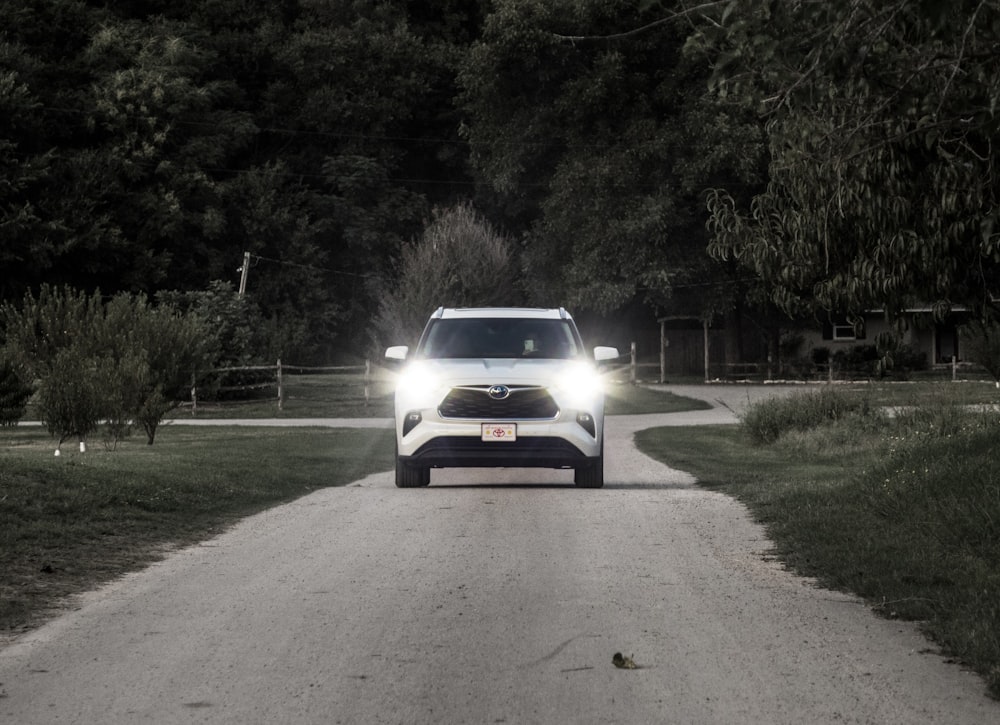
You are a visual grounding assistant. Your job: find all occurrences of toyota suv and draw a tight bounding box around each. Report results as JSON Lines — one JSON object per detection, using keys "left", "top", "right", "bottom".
{"left": 385, "top": 307, "right": 619, "bottom": 488}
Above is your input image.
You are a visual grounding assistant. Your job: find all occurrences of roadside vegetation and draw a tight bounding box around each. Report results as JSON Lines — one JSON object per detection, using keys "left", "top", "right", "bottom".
{"left": 635, "top": 386, "right": 1000, "bottom": 698}
{"left": 0, "top": 425, "right": 395, "bottom": 637}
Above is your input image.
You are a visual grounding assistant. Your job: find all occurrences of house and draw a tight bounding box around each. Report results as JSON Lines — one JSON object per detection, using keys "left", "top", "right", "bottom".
{"left": 648, "top": 307, "right": 973, "bottom": 381}
{"left": 799, "top": 308, "right": 971, "bottom": 366}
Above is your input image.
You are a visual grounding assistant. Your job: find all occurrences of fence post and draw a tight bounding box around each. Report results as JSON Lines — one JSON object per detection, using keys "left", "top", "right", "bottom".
{"left": 630, "top": 342, "right": 637, "bottom": 385}
{"left": 952, "top": 354, "right": 957, "bottom": 382}
{"left": 191, "top": 372, "right": 197, "bottom": 416}
{"left": 364, "top": 359, "right": 371, "bottom": 407}
{"left": 276, "top": 359, "right": 284, "bottom": 411}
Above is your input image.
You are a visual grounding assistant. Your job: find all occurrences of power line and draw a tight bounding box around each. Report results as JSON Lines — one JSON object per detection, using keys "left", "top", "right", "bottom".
{"left": 247, "top": 253, "right": 384, "bottom": 280}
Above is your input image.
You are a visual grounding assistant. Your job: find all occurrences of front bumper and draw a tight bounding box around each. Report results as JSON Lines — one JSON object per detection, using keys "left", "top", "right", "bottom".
{"left": 400, "top": 434, "right": 593, "bottom": 468}
{"left": 395, "top": 415, "right": 604, "bottom": 469}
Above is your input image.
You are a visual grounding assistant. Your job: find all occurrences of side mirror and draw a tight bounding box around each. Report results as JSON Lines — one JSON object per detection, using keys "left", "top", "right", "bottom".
{"left": 593, "top": 346, "right": 620, "bottom": 362}
{"left": 385, "top": 345, "right": 409, "bottom": 361}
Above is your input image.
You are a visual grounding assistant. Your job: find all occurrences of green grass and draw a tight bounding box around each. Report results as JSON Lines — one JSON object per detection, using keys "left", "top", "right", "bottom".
{"left": 635, "top": 396, "right": 1000, "bottom": 698}
{"left": 0, "top": 425, "right": 394, "bottom": 635}
{"left": 604, "top": 381, "right": 712, "bottom": 415}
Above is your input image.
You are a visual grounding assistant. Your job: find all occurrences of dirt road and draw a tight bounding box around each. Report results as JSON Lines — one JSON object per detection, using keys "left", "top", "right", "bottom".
{"left": 1, "top": 386, "right": 997, "bottom": 723}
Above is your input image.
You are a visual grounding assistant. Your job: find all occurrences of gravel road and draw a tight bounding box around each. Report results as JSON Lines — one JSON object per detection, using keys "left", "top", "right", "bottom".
{"left": 1, "top": 385, "right": 997, "bottom": 723}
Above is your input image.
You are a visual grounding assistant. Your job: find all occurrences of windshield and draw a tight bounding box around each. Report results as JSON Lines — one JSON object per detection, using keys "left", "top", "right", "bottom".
{"left": 417, "top": 318, "right": 583, "bottom": 360}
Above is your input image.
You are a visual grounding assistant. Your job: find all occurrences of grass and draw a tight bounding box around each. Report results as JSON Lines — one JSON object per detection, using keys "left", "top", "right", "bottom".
{"left": 604, "top": 380, "right": 712, "bottom": 415}
{"left": 635, "top": 392, "right": 1000, "bottom": 698}
{"left": 0, "top": 425, "right": 395, "bottom": 636}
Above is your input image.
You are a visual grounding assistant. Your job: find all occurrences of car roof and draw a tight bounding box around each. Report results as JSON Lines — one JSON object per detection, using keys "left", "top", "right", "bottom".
{"left": 433, "top": 307, "right": 571, "bottom": 320}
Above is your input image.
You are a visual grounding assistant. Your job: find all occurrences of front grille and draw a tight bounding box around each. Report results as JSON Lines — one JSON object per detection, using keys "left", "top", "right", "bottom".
{"left": 438, "top": 386, "right": 558, "bottom": 419}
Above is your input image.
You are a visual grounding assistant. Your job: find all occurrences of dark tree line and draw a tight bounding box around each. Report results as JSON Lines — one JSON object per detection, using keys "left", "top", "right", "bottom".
{"left": 2, "top": 0, "right": 484, "bottom": 361}
{"left": 3, "top": 0, "right": 998, "bottom": 365}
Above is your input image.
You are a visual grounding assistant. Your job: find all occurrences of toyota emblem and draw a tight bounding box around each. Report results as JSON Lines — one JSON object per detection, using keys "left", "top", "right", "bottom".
{"left": 488, "top": 384, "right": 510, "bottom": 400}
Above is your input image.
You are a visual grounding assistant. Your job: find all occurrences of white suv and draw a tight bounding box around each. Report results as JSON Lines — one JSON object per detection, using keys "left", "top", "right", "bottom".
{"left": 385, "top": 307, "right": 619, "bottom": 488}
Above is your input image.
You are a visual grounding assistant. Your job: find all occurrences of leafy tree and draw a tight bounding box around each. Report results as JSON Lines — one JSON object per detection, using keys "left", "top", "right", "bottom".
{"left": 374, "top": 202, "right": 518, "bottom": 349}
{"left": 35, "top": 348, "right": 106, "bottom": 451}
{"left": 458, "top": 0, "right": 767, "bottom": 359}
{"left": 0, "top": 1, "right": 488, "bottom": 361}
{"left": 701, "top": 0, "right": 1000, "bottom": 329}
{"left": 92, "top": 292, "right": 211, "bottom": 444}
{"left": 157, "top": 280, "right": 263, "bottom": 369}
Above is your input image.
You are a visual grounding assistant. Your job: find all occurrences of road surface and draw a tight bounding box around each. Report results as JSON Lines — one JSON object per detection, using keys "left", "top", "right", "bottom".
{"left": 1, "top": 385, "right": 997, "bottom": 723}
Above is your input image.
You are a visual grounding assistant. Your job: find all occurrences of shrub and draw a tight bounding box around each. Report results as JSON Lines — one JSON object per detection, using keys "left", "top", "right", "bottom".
{"left": 0, "top": 360, "right": 33, "bottom": 426}
{"left": 832, "top": 344, "right": 880, "bottom": 377}
{"left": 741, "top": 387, "right": 882, "bottom": 444}
{"left": 960, "top": 319, "right": 1000, "bottom": 385}
{"left": 2, "top": 285, "right": 212, "bottom": 447}
{"left": 35, "top": 349, "right": 105, "bottom": 447}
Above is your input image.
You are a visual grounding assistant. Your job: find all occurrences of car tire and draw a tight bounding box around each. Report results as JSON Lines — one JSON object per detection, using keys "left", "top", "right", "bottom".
{"left": 396, "top": 458, "right": 430, "bottom": 488}
{"left": 574, "top": 442, "right": 604, "bottom": 488}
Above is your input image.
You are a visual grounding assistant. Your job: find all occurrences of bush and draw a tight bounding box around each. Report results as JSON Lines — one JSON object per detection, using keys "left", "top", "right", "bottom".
{"left": 741, "top": 387, "right": 883, "bottom": 444}
{"left": 832, "top": 344, "right": 880, "bottom": 377}
{"left": 35, "top": 349, "right": 106, "bottom": 447}
{"left": 2, "top": 285, "right": 212, "bottom": 447}
{"left": 961, "top": 319, "right": 1000, "bottom": 384}
{"left": 0, "top": 360, "right": 33, "bottom": 426}
{"left": 831, "top": 343, "right": 926, "bottom": 380}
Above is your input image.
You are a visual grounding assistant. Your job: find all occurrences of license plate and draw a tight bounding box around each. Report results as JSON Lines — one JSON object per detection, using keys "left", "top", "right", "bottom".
{"left": 482, "top": 423, "right": 517, "bottom": 441}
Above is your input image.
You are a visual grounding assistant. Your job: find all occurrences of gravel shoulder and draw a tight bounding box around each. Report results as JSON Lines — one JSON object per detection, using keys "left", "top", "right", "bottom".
{"left": 1, "top": 385, "right": 996, "bottom": 723}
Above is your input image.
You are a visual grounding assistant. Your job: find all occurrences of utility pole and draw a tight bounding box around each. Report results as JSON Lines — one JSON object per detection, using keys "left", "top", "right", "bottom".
{"left": 238, "top": 251, "right": 250, "bottom": 298}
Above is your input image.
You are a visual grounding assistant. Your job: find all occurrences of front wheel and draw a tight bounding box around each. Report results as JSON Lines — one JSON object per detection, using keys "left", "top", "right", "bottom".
{"left": 395, "top": 458, "right": 430, "bottom": 487}
{"left": 574, "top": 445, "right": 604, "bottom": 488}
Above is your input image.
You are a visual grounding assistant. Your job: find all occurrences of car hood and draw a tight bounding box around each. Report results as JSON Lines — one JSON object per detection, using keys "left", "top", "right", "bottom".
{"left": 416, "top": 357, "right": 592, "bottom": 385}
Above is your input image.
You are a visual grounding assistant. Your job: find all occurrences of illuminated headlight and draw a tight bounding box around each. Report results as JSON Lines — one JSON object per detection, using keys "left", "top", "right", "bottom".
{"left": 552, "top": 363, "right": 605, "bottom": 410}
{"left": 393, "top": 362, "right": 442, "bottom": 410}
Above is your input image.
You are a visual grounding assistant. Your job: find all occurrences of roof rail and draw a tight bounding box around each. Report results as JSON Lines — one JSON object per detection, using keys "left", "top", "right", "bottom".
{"left": 431, "top": 306, "right": 444, "bottom": 319}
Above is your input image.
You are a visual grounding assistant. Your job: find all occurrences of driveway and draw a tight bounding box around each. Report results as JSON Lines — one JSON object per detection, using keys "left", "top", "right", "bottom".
{"left": 1, "top": 385, "right": 996, "bottom": 723}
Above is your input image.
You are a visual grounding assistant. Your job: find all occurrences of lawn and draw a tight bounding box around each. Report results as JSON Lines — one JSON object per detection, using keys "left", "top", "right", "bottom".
{"left": 0, "top": 425, "right": 395, "bottom": 635}
{"left": 635, "top": 389, "right": 1000, "bottom": 698}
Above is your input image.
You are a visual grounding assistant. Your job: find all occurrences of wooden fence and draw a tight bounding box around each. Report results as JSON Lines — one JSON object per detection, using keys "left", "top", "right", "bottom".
{"left": 189, "top": 360, "right": 373, "bottom": 414}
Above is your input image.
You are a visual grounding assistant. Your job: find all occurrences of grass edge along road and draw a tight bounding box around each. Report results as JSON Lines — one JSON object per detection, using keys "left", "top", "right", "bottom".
{"left": 635, "top": 388, "right": 1000, "bottom": 699}
{"left": 0, "top": 426, "right": 396, "bottom": 637}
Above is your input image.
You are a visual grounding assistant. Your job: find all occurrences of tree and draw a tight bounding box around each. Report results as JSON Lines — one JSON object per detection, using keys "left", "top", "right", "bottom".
{"left": 373, "top": 202, "right": 518, "bottom": 349}
{"left": 458, "top": 0, "right": 767, "bottom": 341}
{"left": 0, "top": 1, "right": 487, "bottom": 361}
{"left": 1, "top": 285, "right": 212, "bottom": 446}
{"left": 701, "top": 1, "right": 1000, "bottom": 330}
{"left": 35, "top": 348, "right": 106, "bottom": 451}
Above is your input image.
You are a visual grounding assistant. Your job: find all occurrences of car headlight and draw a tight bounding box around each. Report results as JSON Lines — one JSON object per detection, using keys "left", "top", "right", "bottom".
{"left": 393, "top": 362, "right": 442, "bottom": 409}
{"left": 552, "top": 363, "right": 604, "bottom": 410}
